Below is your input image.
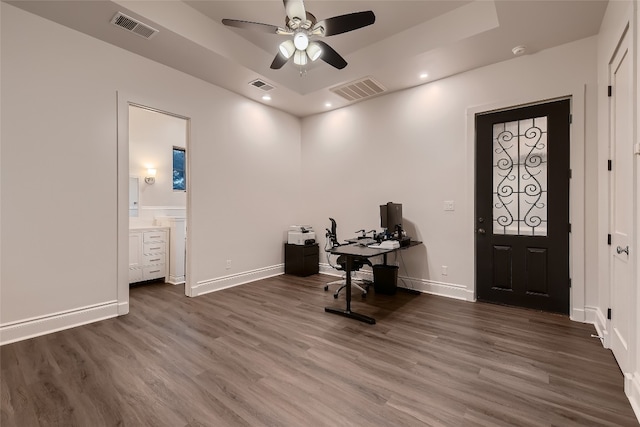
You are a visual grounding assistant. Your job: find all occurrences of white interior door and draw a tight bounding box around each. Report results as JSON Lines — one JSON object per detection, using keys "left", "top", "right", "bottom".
{"left": 609, "top": 27, "right": 633, "bottom": 373}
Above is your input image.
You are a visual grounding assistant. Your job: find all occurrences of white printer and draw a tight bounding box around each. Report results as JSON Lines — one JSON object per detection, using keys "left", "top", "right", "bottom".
{"left": 287, "top": 225, "right": 316, "bottom": 245}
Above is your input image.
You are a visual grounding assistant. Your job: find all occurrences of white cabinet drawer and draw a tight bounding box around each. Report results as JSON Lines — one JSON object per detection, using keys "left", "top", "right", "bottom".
{"left": 143, "top": 231, "right": 166, "bottom": 243}
{"left": 143, "top": 253, "right": 165, "bottom": 265}
{"left": 143, "top": 242, "right": 165, "bottom": 254}
{"left": 129, "top": 228, "right": 168, "bottom": 284}
{"left": 143, "top": 264, "right": 165, "bottom": 280}
{"left": 129, "top": 268, "right": 143, "bottom": 283}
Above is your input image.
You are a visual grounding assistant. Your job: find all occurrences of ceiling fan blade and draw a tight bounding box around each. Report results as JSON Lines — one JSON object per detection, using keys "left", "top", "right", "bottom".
{"left": 315, "top": 11, "right": 375, "bottom": 37}
{"left": 283, "top": 0, "right": 306, "bottom": 21}
{"left": 315, "top": 41, "right": 347, "bottom": 69}
{"left": 270, "top": 52, "right": 290, "bottom": 69}
{"left": 222, "top": 19, "right": 280, "bottom": 34}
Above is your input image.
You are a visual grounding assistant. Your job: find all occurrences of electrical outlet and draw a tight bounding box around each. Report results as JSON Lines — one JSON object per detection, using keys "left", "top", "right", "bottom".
{"left": 444, "top": 200, "right": 455, "bottom": 211}
{"left": 442, "top": 265, "right": 448, "bottom": 276}
{"left": 226, "top": 260, "right": 232, "bottom": 269}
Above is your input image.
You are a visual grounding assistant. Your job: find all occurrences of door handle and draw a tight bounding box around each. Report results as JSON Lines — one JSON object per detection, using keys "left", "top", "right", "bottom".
{"left": 477, "top": 228, "right": 486, "bottom": 235}
{"left": 616, "top": 246, "right": 629, "bottom": 255}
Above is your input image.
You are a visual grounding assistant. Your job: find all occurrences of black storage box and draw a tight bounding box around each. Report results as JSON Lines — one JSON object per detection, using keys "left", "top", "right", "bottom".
{"left": 284, "top": 243, "right": 319, "bottom": 277}
{"left": 373, "top": 264, "right": 399, "bottom": 295}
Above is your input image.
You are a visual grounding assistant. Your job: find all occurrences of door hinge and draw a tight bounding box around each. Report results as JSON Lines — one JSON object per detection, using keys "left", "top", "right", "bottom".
{"left": 608, "top": 159, "right": 612, "bottom": 171}
{"left": 607, "top": 234, "right": 612, "bottom": 245}
{"left": 568, "top": 223, "right": 572, "bottom": 233}
{"left": 569, "top": 169, "right": 572, "bottom": 179}
{"left": 569, "top": 114, "right": 572, "bottom": 124}
{"left": 608, "top": 85, "right": 612, "bottom": 97}
{"left": 607, "top": 308, "right": 612, "bottom": 320}
{"left": 568, "top": 278, "right": 572, "bottom": 288}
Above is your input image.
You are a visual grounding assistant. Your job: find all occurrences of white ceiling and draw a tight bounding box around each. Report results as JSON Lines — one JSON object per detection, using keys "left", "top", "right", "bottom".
{"left": 6, "top": 0, "right": 608, "bottom": 117}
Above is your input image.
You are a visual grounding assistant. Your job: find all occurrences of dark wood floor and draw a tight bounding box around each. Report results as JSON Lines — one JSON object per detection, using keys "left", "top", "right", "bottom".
{"left": 1, "top": 274, "right": 638, "bottom": 426}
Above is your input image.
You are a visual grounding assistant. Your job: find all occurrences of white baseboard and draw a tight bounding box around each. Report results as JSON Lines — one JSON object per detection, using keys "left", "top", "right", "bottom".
{"left": 319, "top": 263, "right": 343, "bottom": 277}
{"left": 318, "top": 263, "right": 473, "bottom": 301}
{"left": 584, "top": 305, "right": 600, "bottom": 324}
{"left": 629, "top": 372, "right": 640, "bottom": 424}
{"left": 191, "top": 264, "right": 284, "bottom": 297}
{"left": 402, "top": 277, "right": 474, "bottom": 301}
{"left": 0, "top": 301, "right": 119, "bottom": 346}
{"left": 585, "top": 305, "right": 609, "bottom": 348}
{"left": 118, "top": 301, "right": 129, "bottom": 316}
{"left": 570, "top": 308, "right": 586, "bottom": 323}
{"left": 167, "top": 274, "right": 186, "bottom": 285}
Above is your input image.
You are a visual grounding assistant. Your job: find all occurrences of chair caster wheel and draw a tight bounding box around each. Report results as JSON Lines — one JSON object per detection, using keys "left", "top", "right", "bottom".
{"left": 324, "top": 285, "right": 328, "bottom": 291}
{"left": 333, "top": 293, "right": 339, "bottom": 299}
{"left": 362, "top": 292, "right": 367, "bottom": 298}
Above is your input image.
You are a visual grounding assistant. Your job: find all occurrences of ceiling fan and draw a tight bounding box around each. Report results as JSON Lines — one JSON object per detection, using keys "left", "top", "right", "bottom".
{"left": 222, "top": 0, "right": 375, "bottom": 71}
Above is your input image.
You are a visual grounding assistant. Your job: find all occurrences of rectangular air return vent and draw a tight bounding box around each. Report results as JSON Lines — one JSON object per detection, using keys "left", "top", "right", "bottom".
{"left": 111, "top": 12, "right": 159, "bottom": 40}
{"left": 249, "top": 79, "right": 275, "bottom": 92}
{"left": 330, "top": 77, "right": 386, "bottom": 102}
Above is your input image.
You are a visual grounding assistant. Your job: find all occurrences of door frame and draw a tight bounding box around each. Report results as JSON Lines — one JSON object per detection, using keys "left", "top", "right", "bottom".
{"left": 116, "top": 91, "right": 194, "bottom": 316}
{"left": 466, "top": 87, "right": 586, "bottom": 321}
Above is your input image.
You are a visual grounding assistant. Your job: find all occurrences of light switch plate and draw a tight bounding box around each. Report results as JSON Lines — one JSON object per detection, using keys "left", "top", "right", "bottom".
{"left": 444, "top": 200, "right": 455, "bottom": 211}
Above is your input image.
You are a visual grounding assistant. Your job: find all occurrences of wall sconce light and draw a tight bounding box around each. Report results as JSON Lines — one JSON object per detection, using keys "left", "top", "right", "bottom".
{"left": 145, "top": 168, "right": 157, "bottom": 185}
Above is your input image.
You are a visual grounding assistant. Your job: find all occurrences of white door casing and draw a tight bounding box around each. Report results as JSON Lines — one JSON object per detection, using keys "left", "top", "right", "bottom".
{"left": 609, "top": 26, "right": 633, "bottom": 374}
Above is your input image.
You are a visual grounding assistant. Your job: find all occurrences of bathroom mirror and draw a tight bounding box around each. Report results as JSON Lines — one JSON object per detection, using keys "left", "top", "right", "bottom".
{"left": 129, "top": 176, "right": 139, "bottom": 217}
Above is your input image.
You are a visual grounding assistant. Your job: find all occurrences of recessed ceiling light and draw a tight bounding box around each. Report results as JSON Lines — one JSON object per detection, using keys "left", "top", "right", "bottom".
{"left": 419, "top": 73, "right": 428, "bottom": 79}
{"left": 262, "top": 95, "right": 271, "bottom": 101}
{"left": 325, "top": 102, "right": 332, "bottom": 108}
{"left": 512, "top": 45, "right": 527, "bottom": 56}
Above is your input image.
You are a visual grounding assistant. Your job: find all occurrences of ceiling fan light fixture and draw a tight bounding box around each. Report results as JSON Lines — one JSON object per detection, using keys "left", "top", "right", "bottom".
{"left": 279, "top": 40, "right": 295, "bottom": 58}
{"left": 222, "top": 3, "right": 375, "bottom": 72}
{"left": 294, "top": 49, "right": 308, "bottom": 66}
{"left": 306, "top": 42, "right": 322, "bottom": 61}
{"left": 293, "top": 32, "right": 309, "bottom": 50}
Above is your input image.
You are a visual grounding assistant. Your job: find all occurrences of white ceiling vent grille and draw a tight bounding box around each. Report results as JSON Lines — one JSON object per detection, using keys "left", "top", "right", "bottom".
{"left": 111, "top": 12, "right": 159, "bottom": 40}
{"left": 330, "top": 77, "right": 386, "bottom": 102}
{"left": 249, "top": 79, "right": 275, "bottom": 92}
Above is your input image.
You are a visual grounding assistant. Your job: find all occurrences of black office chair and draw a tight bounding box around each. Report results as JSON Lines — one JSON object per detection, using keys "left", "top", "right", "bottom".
{"left": 324, "top": 218, "right": 371, "bottom": 298}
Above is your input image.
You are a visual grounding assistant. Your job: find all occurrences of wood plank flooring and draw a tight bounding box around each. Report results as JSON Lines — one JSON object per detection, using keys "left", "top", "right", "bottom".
{"left": 1, "top": 274, "right": 638, "bottom": 426}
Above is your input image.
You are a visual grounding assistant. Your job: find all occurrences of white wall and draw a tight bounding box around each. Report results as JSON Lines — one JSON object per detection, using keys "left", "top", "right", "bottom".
{"left": 129, "top": 105, "right": 187, "bottom": 217}
{"left": 0, "top": 3, "right": 301, "bottom": 343}
{"left": 301, "top": 36, "right": 598, "bottom": 308}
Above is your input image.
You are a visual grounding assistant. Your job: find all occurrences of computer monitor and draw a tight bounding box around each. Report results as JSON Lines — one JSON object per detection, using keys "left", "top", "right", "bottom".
{"left": 380, "top": 202, "right": 403, "bottom": 235}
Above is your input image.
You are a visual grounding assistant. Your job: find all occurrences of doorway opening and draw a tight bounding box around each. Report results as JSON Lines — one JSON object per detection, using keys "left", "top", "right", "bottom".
{"left": 128, "top": 104, "right": 189, "bottom": 295}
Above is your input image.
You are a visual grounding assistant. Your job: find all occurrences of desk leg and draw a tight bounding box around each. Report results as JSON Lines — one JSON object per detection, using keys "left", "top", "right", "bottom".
{"left": 324, "top": 255, "right": 376, "bottom": 324}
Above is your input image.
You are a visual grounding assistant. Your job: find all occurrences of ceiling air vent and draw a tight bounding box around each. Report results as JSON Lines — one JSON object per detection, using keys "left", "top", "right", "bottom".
{"left": 330, "top": 77, "right": 386, "bottom": 102}
{"left": 111, "top": 12, "right": 159, "bottom": 40}
{"left": 249, "top": 79, "right": 275, "bottom": 92}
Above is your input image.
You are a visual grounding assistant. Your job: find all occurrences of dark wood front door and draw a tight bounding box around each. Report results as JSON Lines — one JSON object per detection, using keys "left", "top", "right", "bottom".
{"left": 475, "top": 99, "right": 570, "bottom": 314}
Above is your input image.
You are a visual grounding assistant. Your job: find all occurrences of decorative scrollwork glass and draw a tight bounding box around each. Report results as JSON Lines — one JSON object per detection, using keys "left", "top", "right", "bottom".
{"left": 493, "top": 116, "right": 547, "bottom": 236}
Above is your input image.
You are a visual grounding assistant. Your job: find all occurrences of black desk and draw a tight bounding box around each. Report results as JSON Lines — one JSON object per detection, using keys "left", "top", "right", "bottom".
{"left": 324, "top": 241, "right": 421, "bottom": 324}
